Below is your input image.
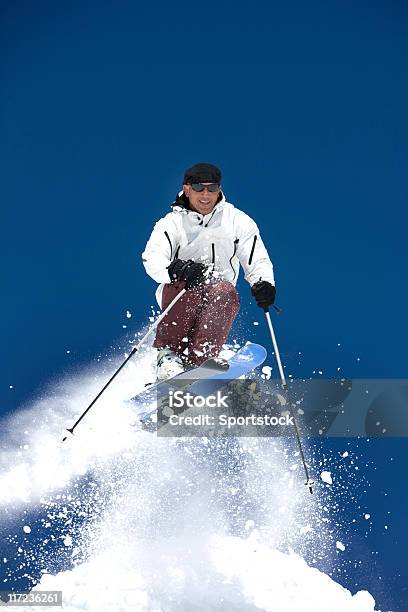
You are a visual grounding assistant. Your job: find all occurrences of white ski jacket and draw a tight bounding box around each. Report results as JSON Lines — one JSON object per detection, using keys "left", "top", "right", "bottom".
{"left": 142, "top": 191, "right": 275, "bottom": 305}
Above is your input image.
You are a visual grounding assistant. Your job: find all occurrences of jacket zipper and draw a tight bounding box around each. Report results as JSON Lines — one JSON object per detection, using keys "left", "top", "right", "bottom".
{"left": 205, "top": 209, "right": 216, "bottom": 227}
{"left": 248, "top": 235, "right": 257, "bottom": 265}
{"left": 164, "top": 231, "right": 173, "bottom": 259}
{"left": 211, "top": 243, "right": 215, "bottom": 265}
{"left": 229, "top": 238, "right": 239, "bottom": 280}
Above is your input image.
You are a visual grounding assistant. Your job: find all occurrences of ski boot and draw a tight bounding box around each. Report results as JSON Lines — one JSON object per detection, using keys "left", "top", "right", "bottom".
{"left": 156, "top": 348, "right": 185, "bottom": 382}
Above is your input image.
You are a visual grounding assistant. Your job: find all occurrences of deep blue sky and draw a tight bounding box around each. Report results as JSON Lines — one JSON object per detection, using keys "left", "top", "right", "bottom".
{"left": 1, "top": 0, "right": 407, "bottom": 608}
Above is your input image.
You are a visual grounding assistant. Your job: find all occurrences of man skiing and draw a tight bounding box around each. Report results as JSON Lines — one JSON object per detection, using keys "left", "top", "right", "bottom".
{"left": 142, "top": 163, "right": 276, "bottom": 381}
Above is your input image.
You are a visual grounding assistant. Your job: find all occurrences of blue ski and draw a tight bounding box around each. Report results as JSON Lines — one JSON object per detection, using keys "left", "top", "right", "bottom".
{"left": 128, "top": 343, "right": 267, "bottom": 427}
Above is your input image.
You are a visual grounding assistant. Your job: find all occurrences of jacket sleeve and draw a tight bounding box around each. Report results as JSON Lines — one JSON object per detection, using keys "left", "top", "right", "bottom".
{"left": 235, "top": 211, "right": 275, "bottom": 287}
{"left": 142, "top": 213, "right": 180, "bottom": 284}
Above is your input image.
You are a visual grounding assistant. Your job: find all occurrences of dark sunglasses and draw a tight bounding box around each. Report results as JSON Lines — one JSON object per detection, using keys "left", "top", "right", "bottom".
{"left": 190, "top": 183, "right": 220, "bottom": 193}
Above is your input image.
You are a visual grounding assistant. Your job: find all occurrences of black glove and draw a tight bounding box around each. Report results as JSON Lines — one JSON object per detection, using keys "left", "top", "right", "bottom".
{"left": 167, "top": 259, "right": 208, "bottom": 290}
{"left": 251, "top": 280, "right": 276, "bottom": 311}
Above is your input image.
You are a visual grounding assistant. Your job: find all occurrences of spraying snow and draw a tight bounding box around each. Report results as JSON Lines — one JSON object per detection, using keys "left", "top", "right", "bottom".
{"left": 0, "top": 340, "right": 380, "bottom": 610}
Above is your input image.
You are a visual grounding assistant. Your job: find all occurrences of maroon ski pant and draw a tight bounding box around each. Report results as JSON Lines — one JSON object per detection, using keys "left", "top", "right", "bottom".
{"left": 153, "top": 280, "right": 240, "bottom": 365}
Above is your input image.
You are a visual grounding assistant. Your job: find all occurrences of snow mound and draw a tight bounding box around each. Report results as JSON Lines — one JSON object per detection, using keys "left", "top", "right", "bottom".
{"left": 28, "top": 532, "right": 377, "bottom": 611}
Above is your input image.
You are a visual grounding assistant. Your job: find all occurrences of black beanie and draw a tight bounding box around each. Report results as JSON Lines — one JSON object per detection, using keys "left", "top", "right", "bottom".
{"left": 183, "top": 163, "right": 222, "bottom": 185}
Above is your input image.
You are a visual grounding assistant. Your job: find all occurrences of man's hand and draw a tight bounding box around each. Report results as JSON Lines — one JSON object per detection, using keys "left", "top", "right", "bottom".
{"left": 251, "top": 280, "right": 276, "bottom": 312}
{"left": 168, "top": 259, "right": 208, "bottom": 289}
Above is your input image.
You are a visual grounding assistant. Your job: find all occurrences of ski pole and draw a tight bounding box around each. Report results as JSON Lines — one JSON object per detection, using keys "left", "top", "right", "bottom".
{"left": 62, "top": 289, "right": 187, "bottom": 442}
{"left": 264, "top": 309, "right": 314, "bottom": 494}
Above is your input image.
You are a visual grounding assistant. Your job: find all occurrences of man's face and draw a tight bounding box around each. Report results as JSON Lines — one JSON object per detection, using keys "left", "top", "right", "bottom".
{"left": 183, "top": 183, "right": 220, "bottom": 216}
